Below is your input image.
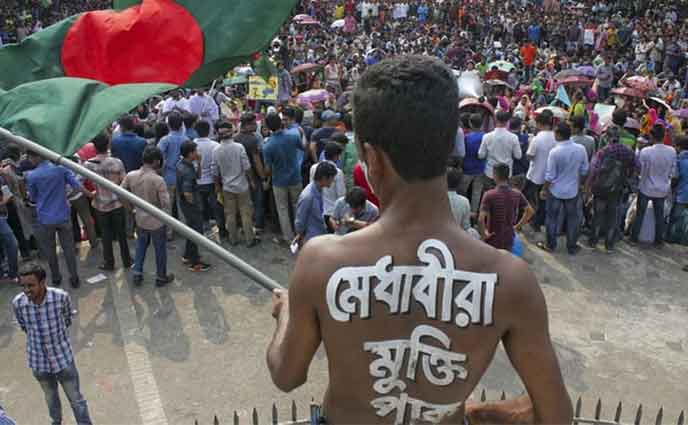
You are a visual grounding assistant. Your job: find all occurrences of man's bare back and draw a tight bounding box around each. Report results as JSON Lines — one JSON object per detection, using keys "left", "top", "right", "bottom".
{"left": 267, "top": 55, "right": 572, "bottom": 425}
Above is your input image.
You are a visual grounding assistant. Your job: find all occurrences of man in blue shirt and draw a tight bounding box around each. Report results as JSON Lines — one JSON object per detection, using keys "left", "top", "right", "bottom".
{"left": 263, "top": 113, "right": 304, "bottom": 244}
{"left": 111, "top": 114, "right": 146, "bottom": 173}
{"left": 157, "top": 112, "right": 189, "bottom": 238}
{"left": 527, "top": 22, "right": 541, "bottom": 46}
{"left": 459, "top": 114, "right": 486, "bottom": 216}
{"left": 26, "top": 151, "right": 92, "bottom": 287}
{"left": 295, "top": 162, "right": 337, "bottom": 246}
{"left": 540, "top": 123, "right": 589, "bottom": 255}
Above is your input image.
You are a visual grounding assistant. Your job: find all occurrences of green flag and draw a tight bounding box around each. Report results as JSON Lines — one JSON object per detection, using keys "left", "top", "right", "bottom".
{"left": 0, "top": 78, "right": 173, "bottom": 155}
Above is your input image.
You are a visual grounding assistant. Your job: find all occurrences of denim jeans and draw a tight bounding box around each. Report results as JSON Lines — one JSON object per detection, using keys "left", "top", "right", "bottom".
{"left": 95, "top": 207, "right": 131, "bottom": 268}
{"left": 590, "top": 195, "right": 621, "bottom": 249}
{"left": 0, "top": 217, "right": 18, "bottom": 278}
{"left": 272, "top": 184, "right": 301, "bottom": 242}
{"left": 546, "top": 195, "right": 581, "bottom": 252}
{"left": 32, "top": 362, "right": 93, "bottom": 425}
{"left": 631, "top": 193, "right": 666, "bottom": 244}
{"left": 132, "top": 226, "right": 167, "bottom": 281}
{"left": 459, "top": 174, "right": 484, "bottom": 214}
{"left": 180, "top": 203, "right": 203, "bottom": 264}
{"left": 250, "top": 184, "right": 266, "bottom": 230}
{"left": 197, "top": 184, "right": 222, "bottom": 227}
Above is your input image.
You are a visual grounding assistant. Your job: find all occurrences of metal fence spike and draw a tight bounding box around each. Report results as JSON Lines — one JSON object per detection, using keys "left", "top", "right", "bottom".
{"left": 481, "top": 389, "right": 486, "bottom": 402}
{"left": 678, "top": 410, "right": 685, "bottom": 425}
{"left": 635, "top": 404, "right": 643, "bottom": 425}
{"left": 234, "top": 411, "right": 239, "bottom": 425}
{"left": 214, "top": 415, "right": 220, "bottom": 425}
{"left": 292, "top": 400, "right": 298, "bottom": 422}
{"left": 615, "top": 402, "right": 623, "bottom": 422}
{"left": 595, "top": 398, "right": 602, "bottom": 420}
{"left": 272, "top": 403, "right": 278, "bottom": 425}
{"left": 500, "top": 391, "right": 506, "bottom": 400}
{"left": 656, "top": 407, "right": 664, "bottom": 425}
{"left": 253, "top": 408, "right": 259, "bottom": 425}
{"left": 575, "top": 397, "right": 583, "bottom": 417}
{"left": 194, "top": 420, "right": 199, "bottom": 425}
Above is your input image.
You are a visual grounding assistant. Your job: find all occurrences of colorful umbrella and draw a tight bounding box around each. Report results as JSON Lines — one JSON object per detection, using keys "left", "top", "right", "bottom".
{"left": 611, "top": 87, "right": 645, "bottom": 98}
{"left": 648, "top": 97, "right": 671, "bottom": 111}
{"left": 297, "top": 17, "right": 320, "bottom": 25}
{"left": 672, "top": 108, "right": 688, "bottom": 119}
{"left": 297, "top": 89, "right": 330, "bottom": 106}
{"left": 623, "top": 76, "right": 657, "bottom": 93}
{"left": 535, "top": 106, "right": 569, "bottom": 120}
{"left": 558, "top": 76, "right": 593, "bottom": 86}
{"left": 554, "top": 69, "right": 582, "bottom": 80}
{"left": 330, "top": 19, "right": 345, "bottom": 29}
{"left": 290, "top": 63, "right": 324, "bottom": 75}
{"left": 487, "top": 60, "right": 515, "bottom": 73}
{"left": 292, "top": 14, "right": 311, "bottom": 22}
{"left": 574, "top": 65, "right": 596, "bottom": 78}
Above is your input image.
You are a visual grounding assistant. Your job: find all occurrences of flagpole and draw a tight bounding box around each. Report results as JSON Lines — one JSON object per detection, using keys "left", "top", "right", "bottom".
{"left": 0, "top": 127, "right": 284, "bottom": 292}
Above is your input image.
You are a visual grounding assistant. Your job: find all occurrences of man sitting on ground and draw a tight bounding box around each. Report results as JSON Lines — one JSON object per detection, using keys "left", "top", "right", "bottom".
{"left": 266, "top": 55, "right": 572, "bottom": 425}
{"left": 330, "top": 187, "right": 379, "bottom": 235}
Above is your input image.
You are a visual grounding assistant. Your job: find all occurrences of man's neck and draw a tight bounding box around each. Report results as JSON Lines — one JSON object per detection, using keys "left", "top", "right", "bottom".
{"left": 376, "top": 177, "right": 454, "bottom": 227}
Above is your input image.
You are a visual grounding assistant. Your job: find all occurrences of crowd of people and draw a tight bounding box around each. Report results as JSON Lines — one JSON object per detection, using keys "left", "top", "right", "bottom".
{"left": 2, "top": 0, "right": 688, "bottom": 423}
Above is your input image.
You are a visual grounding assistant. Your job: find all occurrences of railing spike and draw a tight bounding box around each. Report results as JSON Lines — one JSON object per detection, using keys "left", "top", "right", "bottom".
{"left": 272, "top": 403, "right": 278, "bottom": 425}
{"left": 252, "top": 407, "right": 259, "bottom": 425}
{"left": 234, "top": 410, "right": 239, "bottom": 425}
{"left": 480, "top": 389, "right": 486, "bottom": 402}
{"left": 656, "top": 407, "right": 664, "bottom": 425}
{"left": 575, "top": 397, "right": 583, "bottom": 417}
{"left": 677, "top": 410, "right": 685, "bottom": 425}
{"left": 501, "top": 391, "right": 506, "bottom": 400}
{"left": 595, "top": 398, "right": 602, "bottom": 420}
{"left": 194, "top": 420, "right": 199, "bottom": 425}
{"left": 292, "top": 400, "right": 298, "bottom": 422}
{"left": 214, "top": 415, "right": 220, "bottom": 425}
{"left": 635, "top": 404, "right": 643, "bottom": 425}
{"left": 615, "top": 402, "right": 623, "bottom": 423}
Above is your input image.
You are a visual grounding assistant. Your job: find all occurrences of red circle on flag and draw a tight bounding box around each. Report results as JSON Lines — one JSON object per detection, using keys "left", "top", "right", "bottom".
{"left": 61, "top": 0, "right": 204, "bottom": 86}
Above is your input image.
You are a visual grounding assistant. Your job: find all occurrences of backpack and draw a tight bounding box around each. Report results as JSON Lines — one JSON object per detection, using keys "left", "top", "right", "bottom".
{"left": 592, "top": 155, "right": 625, "bottom": 196}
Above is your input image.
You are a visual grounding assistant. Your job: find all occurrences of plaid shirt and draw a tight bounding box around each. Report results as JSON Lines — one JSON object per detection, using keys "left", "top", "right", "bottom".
{"left": 12, "top": 288, "right": 74, "bottom": 373}
{"left": 589, "top": 142, "right": 639, "bottom": 187}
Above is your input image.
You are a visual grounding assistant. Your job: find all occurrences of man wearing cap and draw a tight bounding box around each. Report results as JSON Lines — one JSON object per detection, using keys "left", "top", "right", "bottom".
{"left": 310, "top": 110, "right": 340, "bottom": 161}
{"left": 235, "top": 112, "right": 267, "bottom": 234}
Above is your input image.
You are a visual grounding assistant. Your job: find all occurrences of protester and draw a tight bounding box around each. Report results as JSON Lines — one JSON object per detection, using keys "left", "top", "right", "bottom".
{"left": 177, "top": 140, "right": 211, "bottom": 271}
{"left": 157, "top": 112, "right": 188, "bottom": 239}
{"left": 235, "top": 112, "right": 266, "bottom": 234}
{"left": 13, "top": 263, "right": 93, "bottom": 425}
{"left": 0, "top": 172, "right": 19, "bottom": 284}
{"left": 329, "top": 186, "right": 379, "bottom": 235}
{"left": 294, "top": 161, "right": 337, "bottom": 245}
{"left": 25, "top": 151, "right": 91, "bottom": 288}
{"left": 539, "top": 122, "right": 589, "bottom": 254}
{"left": 213, "top": 120, "right": 259, "bottom": 247}
{"left": 309, "top": 142, "right": 346, "bottom": 229}
{"left": 447, "top": 167, "right": 472, "bottom": 232}
{"left": 111, "top": 115, "right": 146, "bottom": 173}
{"left": 480, "top": 162, "right": 534, "bottom": 251}
{"left": 193, "top": 120, "right": 222, "bottom": 235}
{"left": 525, "top": 111, "right": 556, "bottom": 232}
{"left": 84, "top": 133, "right": 131, "bottom": 271}
{"left": 121, "top": 146, "right": 174, "bottom": 286}
{"left": 460, "top": 113, "right": 486, "bottom": 215}
{"left": 478, "top": 110, "right": 522, "bottom": 185}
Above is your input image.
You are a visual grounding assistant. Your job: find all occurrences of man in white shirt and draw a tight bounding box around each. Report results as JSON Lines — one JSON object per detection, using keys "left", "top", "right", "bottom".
{"left": 478, "top": 111, "right": 522, "bottom": 187}
{"left": 162, "top": 90, "right": 191, "bottom": 115}
{"left": 189, "top": 90, "right": 220, "bottom": 135}
{"left": 310, "top": 142, "right": 346, "bottom": 231}
{"left": 193, "top": 121, "right": 222, "bottom": 236}
{"left": 525, "top": 111, "right": 556, "bottom": 232}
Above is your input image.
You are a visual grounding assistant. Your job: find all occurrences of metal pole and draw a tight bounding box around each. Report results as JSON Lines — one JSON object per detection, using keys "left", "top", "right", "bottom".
{"left": 0, "top": 126, "right": 284, "bottom": 292}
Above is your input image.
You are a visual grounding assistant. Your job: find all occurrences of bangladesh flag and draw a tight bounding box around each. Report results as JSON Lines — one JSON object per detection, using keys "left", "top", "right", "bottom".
{"left": 0, "top": 0, "right": 297, "bottom": 155}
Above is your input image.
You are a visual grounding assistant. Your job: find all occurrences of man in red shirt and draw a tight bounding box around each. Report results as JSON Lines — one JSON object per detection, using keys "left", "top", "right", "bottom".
{"left": 520, "top": 41, "right": 537, "bottom": 81}
{"left": 480, "top": 163, "right": 534, "bottom": 252}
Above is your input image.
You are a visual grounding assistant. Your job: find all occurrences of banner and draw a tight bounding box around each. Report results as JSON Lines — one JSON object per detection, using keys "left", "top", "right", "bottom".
{"left": 248, "top": 75, "right": 278, "bottom": 101}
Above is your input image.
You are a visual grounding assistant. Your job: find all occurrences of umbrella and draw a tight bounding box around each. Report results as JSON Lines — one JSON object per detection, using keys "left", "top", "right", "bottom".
{"left": 297, "top": 17, "right": 320, "bottom": 25}
{"left": 454, "top": 70, "right": 483, "bottom": 99}
{"left": 331, "top": 19, "right": 345, "bottom": 29}
{"left": 554, "top": 69, "right": 582, "bottom": 80}
{"left": 484, "top": 79, "right": 514, "bottom": 90}
{"left": 558, "top": 76, "right": 593, "bottom": 86}
{"left": 623, "top": 76, "right": 656, "bottom": 93}
{"left": 672, "top": 108, "right": 688, "bottom": 119}
{"left": 297, "top": 89, "right": 330, "bottom": 106}
{"left": 293, "top": 14, "right": 311, "bottom": 22}
{"left": 535, "top": 106, "right": 569, "bottom": 120}
{"left": 291, "top": 63, "right": 324, "bottom": 75}
{"left": 624, "top": 117, "right": 641, "bottom": 130}
{"left": 611, "top": 87, "right": 645, "bottom": 98}
{"left": 487, "top": 60, "right": 515, "bottom": 72}
{"left": 574, "top": 65, "right": 596, "bottom": 78}
{"left": 648, "top": 97, "right": 671, "bottom": 111}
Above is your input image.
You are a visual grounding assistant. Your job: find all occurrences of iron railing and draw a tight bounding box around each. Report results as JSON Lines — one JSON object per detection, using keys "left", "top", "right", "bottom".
{"left": 194, "top": 392, "right": 686, "bottom": 425}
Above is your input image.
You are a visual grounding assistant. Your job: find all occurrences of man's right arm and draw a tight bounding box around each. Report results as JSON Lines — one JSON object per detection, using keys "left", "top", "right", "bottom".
{"left": 12, "top": 301, "right": 26, "bottom": 333}
{"left": 501, "top": 259, "right": 573, "bottom": 424}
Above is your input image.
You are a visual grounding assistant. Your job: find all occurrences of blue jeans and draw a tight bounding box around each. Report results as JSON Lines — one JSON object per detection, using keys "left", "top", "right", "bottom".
{"left": 250, "top": 184, "right": 265, "bottom": 230}
{"left": 32, "top": 362, "right": 92, "bottom": 425}
{"left": 0, "top": 217, "right": 18, "bottom": 278}
{"left": 546, "top": 195, "right": 581, "bottom": 252}
{"left": 631, "top": 193, "right": 666, "bottom": 243}
{"left": 132, "top": 226, "right": 167, "bottom": 281}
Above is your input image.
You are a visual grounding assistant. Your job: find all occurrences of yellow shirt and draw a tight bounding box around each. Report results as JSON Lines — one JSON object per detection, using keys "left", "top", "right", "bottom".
{"left": 335, "top": 5, "right": 344, "bottom": 19}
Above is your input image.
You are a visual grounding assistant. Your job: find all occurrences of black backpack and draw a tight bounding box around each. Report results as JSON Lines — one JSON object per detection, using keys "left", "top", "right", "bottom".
{"left": 593, "top": 155, "right": 625, "bottom": 196}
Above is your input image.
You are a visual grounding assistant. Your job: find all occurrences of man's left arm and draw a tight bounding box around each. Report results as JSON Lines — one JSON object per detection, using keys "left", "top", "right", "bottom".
{"left": 65, "top": 168, "right": 93, "bottom": 199}
{"left": 267, "top": 243, "right": 323, "bottom": 392}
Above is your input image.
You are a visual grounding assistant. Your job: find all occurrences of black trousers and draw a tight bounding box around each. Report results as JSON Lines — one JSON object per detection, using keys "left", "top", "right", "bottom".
{"left": 6, "top": 201, "right": 30, "bottom": 257}
{"left": 95, "top": 207, "right": 131, "bottom": 268}
{"left": 180, "top": 202, "right": 203, "bottom": 264}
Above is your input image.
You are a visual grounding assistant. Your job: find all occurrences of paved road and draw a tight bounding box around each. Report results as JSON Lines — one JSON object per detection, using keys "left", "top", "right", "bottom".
{"left": 1, "top": 230, "right": 686, "bottom": 425}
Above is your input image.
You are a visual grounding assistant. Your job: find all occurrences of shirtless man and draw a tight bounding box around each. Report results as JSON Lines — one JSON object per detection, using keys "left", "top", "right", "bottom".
{"left": 267, "top": 55, "right": 572, "bottom": 425}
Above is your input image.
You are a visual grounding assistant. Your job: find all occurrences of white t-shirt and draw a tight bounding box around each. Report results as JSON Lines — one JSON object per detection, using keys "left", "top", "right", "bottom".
{"left": 526, "top": 130, "right": 556, "bottom": 185}
{"left": 478, "top": 127, "right": 522, "bottom": 179}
